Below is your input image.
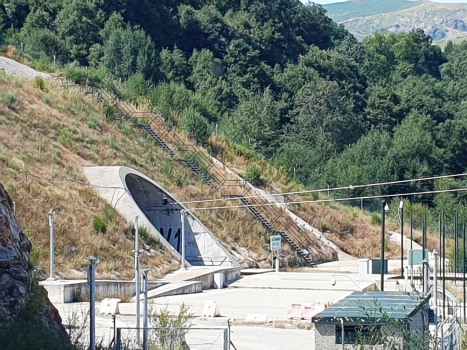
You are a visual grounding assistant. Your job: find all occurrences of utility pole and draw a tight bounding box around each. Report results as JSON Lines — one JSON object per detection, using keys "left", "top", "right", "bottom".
{"left": 87, "top": 256, "right": 98, "bottom": 350}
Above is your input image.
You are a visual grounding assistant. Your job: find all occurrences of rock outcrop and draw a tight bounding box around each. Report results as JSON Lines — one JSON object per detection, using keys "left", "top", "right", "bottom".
{"left": 0, "top": 182, "right": 68, "bottom": 339}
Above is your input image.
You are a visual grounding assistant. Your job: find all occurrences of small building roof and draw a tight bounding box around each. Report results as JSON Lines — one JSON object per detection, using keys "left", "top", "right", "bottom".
{"left": 312, "top": 291, "right": 430, "bottom": 325}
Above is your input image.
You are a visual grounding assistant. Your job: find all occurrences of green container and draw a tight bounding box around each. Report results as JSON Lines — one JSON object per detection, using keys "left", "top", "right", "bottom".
{"left": 409, "top": 249, "right": 430, "bottom": 265}
{"left": 372, "top": 258, "right": 388, "bottom": 274}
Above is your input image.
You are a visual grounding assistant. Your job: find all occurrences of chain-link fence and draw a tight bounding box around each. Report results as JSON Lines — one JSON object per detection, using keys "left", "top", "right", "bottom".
{"left": 229, "top": 325, "right": 313, "bottom": 350}
{"left": 116, "top": 327, "right": 228, "bottom": 350}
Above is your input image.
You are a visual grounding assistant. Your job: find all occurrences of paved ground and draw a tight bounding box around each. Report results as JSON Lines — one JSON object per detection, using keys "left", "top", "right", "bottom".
{"left": 53, "top": 270, "right": 390, "bottom": 349}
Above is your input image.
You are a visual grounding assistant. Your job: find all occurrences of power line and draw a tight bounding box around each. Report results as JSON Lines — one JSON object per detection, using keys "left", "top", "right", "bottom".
{"left": 180, "top": 172, "right": 467, "bottom": 205}
{"left": 186, "top": 187, "right": 467, "bottom": 211}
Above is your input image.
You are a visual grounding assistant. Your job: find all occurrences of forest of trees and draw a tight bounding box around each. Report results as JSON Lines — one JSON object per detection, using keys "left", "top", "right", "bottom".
{"left": 2, "top": 0, "right": 467, "bottom": 224}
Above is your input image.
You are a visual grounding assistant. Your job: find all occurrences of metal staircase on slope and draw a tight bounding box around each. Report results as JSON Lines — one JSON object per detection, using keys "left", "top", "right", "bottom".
{"left": 236, "top": 196, "right": 315, "bottom": 266}
{"left": 137, "top": 124, "right": 216, "bottom": 189}
{"left": 75, "top": 81, "right": 327, "bottom": 265}
{"left": 139, "top": 124, "right": 177, "bottom": 159}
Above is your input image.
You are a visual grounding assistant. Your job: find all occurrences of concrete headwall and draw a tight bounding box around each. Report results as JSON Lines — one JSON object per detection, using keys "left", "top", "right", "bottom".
{"left": 41, "top": 280, "right": 166, "bottom": 303}
{"left": 83, "top": 166, "right": 239, "bottom": 268}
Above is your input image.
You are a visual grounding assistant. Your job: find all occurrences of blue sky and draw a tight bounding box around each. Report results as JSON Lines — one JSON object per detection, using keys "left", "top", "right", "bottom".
{"left": 313, "top": 0, "right": 467, "bottom": 4}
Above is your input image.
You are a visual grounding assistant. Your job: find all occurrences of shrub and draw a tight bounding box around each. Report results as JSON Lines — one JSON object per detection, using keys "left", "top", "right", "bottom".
{"left": 319, "top": 219, "right": 327, "bottom": 232}
{"left": 139, "top": 226, "right": 150, "bottom": 240}
{"left": 93, "top": 216, "right": 107, "bottom": 234}
{"left": 372, "top": 212, "right": 382, "bottom": 226}
{"left": 5, "top": 179, "right": 16, "bottom": 193}
{"left": 102, "top": 102, "right": 115, "bottom": 121}
{"left": 0, "top": 90, "right": 16, "bottom": 109}
{"left": 181, "top": 108, "right": 210, "bottom": 145}
{"left": 33, "top": 76, "right": 45, "bottom": 90}
{"left": 245, "top": 164, "right": 262, "bottom": 186}
{"left": 103, "top": 204, "right": 117, "bottom": 223}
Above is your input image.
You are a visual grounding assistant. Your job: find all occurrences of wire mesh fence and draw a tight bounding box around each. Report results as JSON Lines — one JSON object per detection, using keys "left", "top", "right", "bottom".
{"left": 229, "top": 325, "right": 313, "bottom": 350}
{"left": 116, "top": 327, "right": 228, "bottom": 350}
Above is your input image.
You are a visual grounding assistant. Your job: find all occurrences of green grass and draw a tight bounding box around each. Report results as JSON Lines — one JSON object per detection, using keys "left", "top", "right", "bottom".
{"left": 323, "top": 0, "right": 421, "bottom": 23}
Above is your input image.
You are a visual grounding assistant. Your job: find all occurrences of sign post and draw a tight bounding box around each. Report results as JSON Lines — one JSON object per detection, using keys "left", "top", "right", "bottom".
{"left": 270, "top": 235, "right": 282, "bottom": 272}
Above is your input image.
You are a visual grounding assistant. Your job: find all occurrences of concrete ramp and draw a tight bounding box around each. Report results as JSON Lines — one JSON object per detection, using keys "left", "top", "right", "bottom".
{"left": 83, "top": 166, "right": 239, "bottom": 268}
{"left": 131, "top": 281, "right": 203, "bottom": 301}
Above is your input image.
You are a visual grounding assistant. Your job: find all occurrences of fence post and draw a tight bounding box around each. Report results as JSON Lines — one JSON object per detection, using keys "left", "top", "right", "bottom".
{"left": 224, "top": 327, "right": 229, "bottom": 350}
{"left": 170, "top": 327, "right": 175, "bottom": 350}
{"left": 143, "top": 268, "right": 150, "bottom": 350}
{"left": 87, "top": 256, "right": 98, "bottom": 350}
{"left": 115, "top": 328, "right": 121, "bottom": 350}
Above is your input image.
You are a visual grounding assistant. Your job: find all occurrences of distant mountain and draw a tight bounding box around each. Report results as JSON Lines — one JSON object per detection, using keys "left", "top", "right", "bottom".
{"left": 322, "top": 0, "right": 420, "bottom": 23}
{"left": 323, "top": 1, "right": 467, "bottom": 45}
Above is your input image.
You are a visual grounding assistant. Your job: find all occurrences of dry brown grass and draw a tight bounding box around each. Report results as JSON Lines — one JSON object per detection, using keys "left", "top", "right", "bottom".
{"left": 207, "top": 136, "right": 432, "bottom": 259}
{"left": 0, "top": 73, "right": 290, "bottom": 277}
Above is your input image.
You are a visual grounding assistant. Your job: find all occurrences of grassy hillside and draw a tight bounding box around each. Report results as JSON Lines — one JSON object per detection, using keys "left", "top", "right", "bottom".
{"left": 0, "top": 64, "right": 419, "bottom": 279}
{"left": 322, "top": 0, "right": 420, "bottom": 23}
{"left": 0, "top": 69, "right": 295, "bottom": 277}
{"left": 338, "top": 2, "right": 467, "bottom": 43}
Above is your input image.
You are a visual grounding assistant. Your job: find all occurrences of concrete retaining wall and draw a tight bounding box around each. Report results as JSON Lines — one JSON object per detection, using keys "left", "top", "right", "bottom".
{"left": 41, "top": 280, "right": 166, "bottom": 303}
{"left": 83, "top": 166, "right": 239, "bottom": 268}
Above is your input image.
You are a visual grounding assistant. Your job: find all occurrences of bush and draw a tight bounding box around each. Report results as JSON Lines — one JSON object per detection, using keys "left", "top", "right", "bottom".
{"left": 102, "top": 102, "right": 115, "bottom": 121}
{"left": 319, "top": 219, "right": 327, "bottom": 232}
{"left": 103, "top": 204, "right": 117, "bottom": 223}
{"left": 139, "top": 226, "right": 150, "bottom": 240}
{"left": 65, "top": 66, "right": 105, "bottom": 87}
{"left": 245, "top": 164, "right": 262, "bottom": 186}
{"left": 372, "top": 212, "right": 382, "bottom": 226}
{"left": 93, "top": 216, "right": 107, "bottom": 234}
{"left": 181, "top": 108, "right": 210, "bottom": 145}
{"left": 0, "top": 90, "right": 16, "bottom": 109}
{"left": 33, "top": 76, "right": 45, "bottom": 90}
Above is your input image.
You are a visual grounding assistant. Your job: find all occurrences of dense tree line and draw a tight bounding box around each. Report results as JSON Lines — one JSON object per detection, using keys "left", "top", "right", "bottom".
{"left": 2, "top": 0, "right": 467, "bottom": 221}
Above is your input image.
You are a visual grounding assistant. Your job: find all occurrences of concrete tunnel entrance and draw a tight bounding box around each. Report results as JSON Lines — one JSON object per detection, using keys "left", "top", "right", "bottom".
{"left": 125, "top": 174, "right": 202, "bottom": 263}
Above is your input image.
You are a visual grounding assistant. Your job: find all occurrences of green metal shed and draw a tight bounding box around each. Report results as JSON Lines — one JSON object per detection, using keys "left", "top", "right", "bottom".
{"left": 311, "top": 291, "right": 431, "bottom": 349}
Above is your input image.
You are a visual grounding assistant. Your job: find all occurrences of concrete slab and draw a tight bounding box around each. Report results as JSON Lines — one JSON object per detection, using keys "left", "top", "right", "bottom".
{"left": 228, "top": 272, "right": 378, "bottom": 291}
{"left": 241, "top": 269, "right": 274, "bottom": 275}
{"left": 131, "top": 281, "right": 203, "bottom": 301}
{"left": 161, "top": 266, "right": 241, "bottom": 289}
{"left": 314, "top": 259, "right": 408, "bottom": 274}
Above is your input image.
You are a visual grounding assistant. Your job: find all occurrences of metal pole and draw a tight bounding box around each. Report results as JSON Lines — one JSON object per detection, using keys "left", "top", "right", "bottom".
{"left": 275, "top": 252, "right": 279, "bottom": 273}
{"left": 88, "top": 256, "right": 98, "bottom": 350}
{"left": 143, "top": 268, "right": 150, "bottom": 350}
{"left": 340, "top": 318, "right": 345, "bottom": 350}
{"left": 443, "top": 211, "right": 446, "bottom": 320}
{"left": 135, "top": 216, "right": 141, "bottom": 346}
{"left": 434, "top": 249, "right": 438, "bottom": 318}
{"left": 455, "top": 213, "right": 458, "bottom": 281}
{"left": 423, "top": 214, "right": 427, "bottom": 260}
{"left": 423, "top": 259, "right": 428, "bottom": 294}
{"left": 116, "top": 328, "right": 122, "bottom": 350}
{"left": 181, "top": 210, "right": 186, "bottom": 269}
{"left": 464, "top": 224, "right": 466, "bottom": 322}
{"left": 48, "top": 209, "right": 56, "bottom": 280}
{"left": 410, "top": 212, "right": 414, "bottom": 287}
{"left": 400, "top": 201, "right": 404, "bottom": 275}
{"left": 381, "top": 200, "right": 386, "bottom": 292}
